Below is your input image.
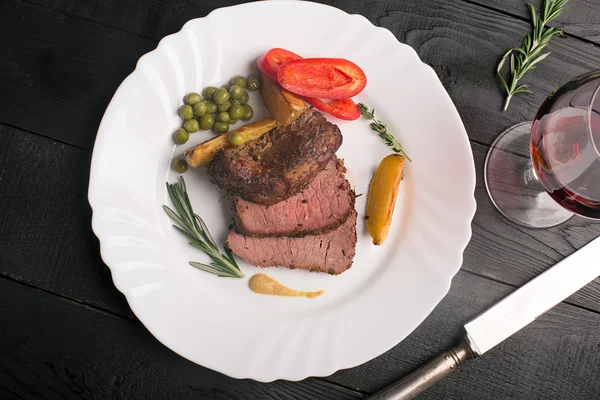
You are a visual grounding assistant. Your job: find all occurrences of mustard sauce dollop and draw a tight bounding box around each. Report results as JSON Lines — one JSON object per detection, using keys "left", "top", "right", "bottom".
{"left": 248, "top": 273, "right": 325, "bottom": 298}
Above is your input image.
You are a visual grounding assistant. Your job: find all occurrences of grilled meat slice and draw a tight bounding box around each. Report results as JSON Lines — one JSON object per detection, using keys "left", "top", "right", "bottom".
{"left": 227, "top": 211, "right": 357, "bottom": 275}
{"left": 208, "top": 109, "right": 342, "bottom": 205}
{"left": 233, "top": 158, "right": 354, "bottom": 237}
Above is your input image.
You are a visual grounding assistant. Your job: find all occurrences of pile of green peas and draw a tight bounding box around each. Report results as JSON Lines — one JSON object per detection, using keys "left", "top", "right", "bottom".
{"left": 171, "top": 75, "right": 259, "bottom": 173}
{"left": 173, "top": 75, "right": 260, "bottom": 146}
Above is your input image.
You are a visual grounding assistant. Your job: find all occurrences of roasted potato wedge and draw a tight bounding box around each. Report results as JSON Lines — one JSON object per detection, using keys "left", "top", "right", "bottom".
{"left": 260, "top": 72, "right": 307, "bottom": 125}
{"left": 366, "top": 154, "right": 405, "bottom": 245}
{"left": 184, "top": 118, "right": 280, "bottom": 168}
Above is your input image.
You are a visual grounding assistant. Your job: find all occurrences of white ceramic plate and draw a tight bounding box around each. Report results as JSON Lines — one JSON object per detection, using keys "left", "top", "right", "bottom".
{"left": 89, "top": 0, "right": 476, "bottom": 382}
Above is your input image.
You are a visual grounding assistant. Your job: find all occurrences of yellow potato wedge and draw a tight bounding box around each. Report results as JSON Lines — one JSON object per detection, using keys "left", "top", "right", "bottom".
{"left": 366, "top": 154, "right": 405, "bottom": 245}
{"left": 184, "top": 118, "right": 280, "bottom": 168}
{"left": 260, "top": 72, "right": 307, "bottom": 125}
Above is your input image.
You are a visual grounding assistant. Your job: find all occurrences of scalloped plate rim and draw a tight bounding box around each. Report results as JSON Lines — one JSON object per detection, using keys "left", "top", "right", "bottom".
{"left": 88, "top": 0, "right": 477, "bottom": 382}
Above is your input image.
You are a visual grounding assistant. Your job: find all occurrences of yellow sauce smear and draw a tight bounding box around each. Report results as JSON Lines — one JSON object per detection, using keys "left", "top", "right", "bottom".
{"left": 248, "top": 274, "right": 325, "bottom": 299}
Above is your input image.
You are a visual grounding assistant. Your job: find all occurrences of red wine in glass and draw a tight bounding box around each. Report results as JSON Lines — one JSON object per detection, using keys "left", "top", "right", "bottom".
{"left": 530, "top": 76, "right": 600, "bottom": 219}
{"left": 485, "top": 70, "right": 600, "bottom": 228}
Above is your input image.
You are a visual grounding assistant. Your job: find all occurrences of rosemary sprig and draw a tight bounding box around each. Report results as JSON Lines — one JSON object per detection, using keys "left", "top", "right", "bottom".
{"left": 357, "top": 103, "right": 412, "bottom": 162}
{"left": 163, "top": 176, "right": 244, "bottom": 278}
{"left": 497, "top": 0, "right": 569, "bottom": 111}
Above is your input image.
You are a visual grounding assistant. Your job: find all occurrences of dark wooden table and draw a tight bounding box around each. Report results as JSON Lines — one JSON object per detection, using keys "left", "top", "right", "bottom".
{"left": 1, "top": 0, "right": 600, "bottom": 398}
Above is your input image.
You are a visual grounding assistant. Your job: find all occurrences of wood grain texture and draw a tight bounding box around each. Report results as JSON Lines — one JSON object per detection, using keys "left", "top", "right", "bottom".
{"left": 4, "top": 0, "right": 600, "bottom": 152}
{"left": 0, "top": 277, "right": 363, "bottom": 400}
{"left": 0, "top": 124, "right": 133, "bottom": 317}
{"left": 328, "top": 0, "right": 600, "bottom": 146}
{"left": 325, "top": 270, "right": 600, "bottom": 399}
{"left": 5, "top": 118, "right": 595, "bottom": 327}
{"left": 468, "top": 0, "right": 600, "bottom": 44}
{"left": 25, "top": 0, "right": 242, "bottom": 41}
{"left": 27, "top": 0, "right": 600, "bottom": 45}
{"left": 465, "top": 142, "right": 600, "bottom": 313}
{"left": 2, "top": 124, "right": 598, "bottom": 398}
{"left": 1, "top": 266, "right": 597, "bottom": 400}
{"left": 4, "top": 0, "right": 598, "bottom": 313}
{"left": 0, "top": 0, "right": 156, "bottom": 150}
{"left": 1, "top": 1, "right": 599, "bottom": 399}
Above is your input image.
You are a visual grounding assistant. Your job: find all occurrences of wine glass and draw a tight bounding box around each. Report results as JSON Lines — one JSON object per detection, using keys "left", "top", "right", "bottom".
{"left": 485, "top": 70, "right": 600, "bottom": 228}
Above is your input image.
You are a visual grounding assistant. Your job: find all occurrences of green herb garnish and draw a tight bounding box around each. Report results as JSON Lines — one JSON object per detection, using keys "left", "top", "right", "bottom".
{"left": 357, "top": 103, "right": 411, "bottom": 162}
{"left": 496, "top": 0, "right": 569, "bottom": 111}
{"left": 163, "top": 176, "right": 244, "bottom": 278}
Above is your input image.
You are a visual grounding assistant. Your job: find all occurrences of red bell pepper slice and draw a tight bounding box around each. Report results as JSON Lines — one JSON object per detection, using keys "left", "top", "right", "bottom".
{"left": 257, "top": 48, "right": 302, "bottom": 82}
{"left": 278, "top": 58, "right": 367, "bottom": 99}
{"left": 303, "top": 97, "right": 361, "bottom": 121}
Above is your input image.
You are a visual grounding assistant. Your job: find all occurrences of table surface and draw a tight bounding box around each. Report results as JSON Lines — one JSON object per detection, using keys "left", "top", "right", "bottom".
{"left": 1, "top": 0, "right": 600, "bottom": 398}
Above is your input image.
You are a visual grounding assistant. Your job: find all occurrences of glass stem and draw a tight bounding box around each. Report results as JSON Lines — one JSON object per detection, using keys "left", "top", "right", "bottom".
{"left": 523, "top": 162, "right": 543, "bottom": 189}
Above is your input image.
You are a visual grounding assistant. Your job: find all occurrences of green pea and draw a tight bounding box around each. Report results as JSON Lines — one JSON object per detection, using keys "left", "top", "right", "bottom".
{"left": 221, "top": 84, "right": 231, "bottom": 92}
{"left": 199, "top": 114, "right": 215, "bottom": 130}
{"left": 242, "top": 104, "right": 254, "bottom": 121}
{"left": 239, "top": 91, "right": 249, "bottom": 105}
{"left": 229, "top": 84, "right": 245, "bottom": 100}
{"left": 193, "top": 101, "right": 207, "bottom": 116}
{"left": 173, "top": 159, "right": 188, "bottom": 173}
{"left": 229, "top": 118, "right": 239, "bottom": 125}
{"left": 213, "top": 121, "right": 230, "bottom": 134}
{"left": 229, "top": 132, "right": 245, "bottom": 146}
{"left": 185, "top": 92, "right": 202, "bottom": 105}
{"left": 231, "top": 99, "right": 241, "bottom": 105}
{"left": 205, "top": 100, "right": 217, "bottom": 114}
{"left": 203, "top": 86, "right": 218, "bottom": 100}
{"left": 184, "top": 119, "right": 199, "bottom": 133}
{"left": 218, "top": 112, "right": 231, "bottom": 123}
{"left": 178, "top": 105, "right": 194, "bottom": 120}
{"left": 228, "top": 104, "right": 245, "bottom": 120}
{"left": 230, "top": 76, "right": 247, "bottom": 88}
{"left": 213, "top": 87, "right": 230, "bottom": 105}
{"left": 217, "top": 101, "right": 231, "bottom": 112}
{"left": 246, "top": 76, "right": 259, "bottom": 91}
{"left": 173, "top": 128, "right": 189, "bottom": 145}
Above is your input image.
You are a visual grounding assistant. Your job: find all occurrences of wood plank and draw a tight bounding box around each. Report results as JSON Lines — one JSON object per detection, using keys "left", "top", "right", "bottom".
{"left": 0, "top": 124, "right": 133, "bottom": 317}
{"left": 28, "top": 0, "right": 600, "bottom": 46}
{"left": 4, "top": 0, "right": 600, "bottom": 151}
{"left": 4, "top": 0, "right": 600, "bottom": 314}
{"left": 0, "top": 0, "right": 156, "bottom": 150}
{"left": 466, "top": 142, "right": 600, "bottom": 313}
{"left": 1, "top": 266, "right": 597, "bottom": 400}
{"left": 2, "top": 124, "right": 599, "bottom": 320}
{"left": 3, "top": 0, "right": 600, "bottom": 303}
{"left": 336, "top": 0, "right": 600, "bottom": 146}
{"left": 467, "top": 0, "right": 600, "bottom": 44}
{"left": 25, "top": 0, "right": 242, "bottom": 41}
{"left": 0, "top": 277, "right": 363, "bottom": 400}
{"left": 1, "top": 2, "right": 598, "bottom": 398}
{"left": 325, "top": 270, "right": 600, "bottom": 399}
{"left": 2, "top": 125, "right": 598, "bottom": 398}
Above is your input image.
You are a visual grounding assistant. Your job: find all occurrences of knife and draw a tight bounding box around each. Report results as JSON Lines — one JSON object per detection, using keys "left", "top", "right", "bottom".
{"left": 367, "top": 236, "right": 600, "bottom": 400}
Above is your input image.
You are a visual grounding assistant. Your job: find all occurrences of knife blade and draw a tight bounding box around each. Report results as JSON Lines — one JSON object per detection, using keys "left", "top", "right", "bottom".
{"left": 367, "top": 236, "right": 600, "bottom": 400}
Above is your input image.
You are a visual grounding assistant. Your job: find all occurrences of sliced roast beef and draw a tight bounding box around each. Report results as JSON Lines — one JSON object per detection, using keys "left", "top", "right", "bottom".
{"left": 208, "top": 109, "right": 342, "bottom": 205}
{"left": 227, "top": 211, "right": 357, "bottom": 275}
{"left": 233, "top": 158, "right": 354, "bottom": 237}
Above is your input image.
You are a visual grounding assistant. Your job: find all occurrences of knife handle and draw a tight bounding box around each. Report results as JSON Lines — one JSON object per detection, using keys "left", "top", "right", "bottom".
{"left": 366, "top": 339, "right": 474, "bottom": 400}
